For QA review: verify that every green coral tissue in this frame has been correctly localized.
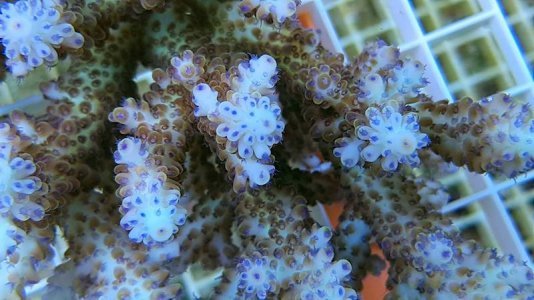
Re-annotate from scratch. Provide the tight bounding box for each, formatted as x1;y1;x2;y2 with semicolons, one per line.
0;0;532;299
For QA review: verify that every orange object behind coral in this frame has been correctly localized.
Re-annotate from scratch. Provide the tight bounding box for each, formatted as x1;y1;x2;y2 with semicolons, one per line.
298;11;389;300
297;11;315;29
323;202;389;300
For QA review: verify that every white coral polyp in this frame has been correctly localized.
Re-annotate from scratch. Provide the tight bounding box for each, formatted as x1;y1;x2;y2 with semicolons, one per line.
0;217;25;260
215;94;284;160
113;137;149;167
192;55;284;188
387;59;426;98
0;0;84;77
289;259;356;300
114;138;188;244
290;152;332;173
357;59;426;105
242;158;274;186
357;106;429;171
169;49;204;87
358;73;386;104
413;231;456;272
237;253;276;299
358;40;399;74
0;147;44;222
233;54;278;96
333;137;364;168
478;93;534;177
120;188;187;244
192;83;219;117
239;0;301;24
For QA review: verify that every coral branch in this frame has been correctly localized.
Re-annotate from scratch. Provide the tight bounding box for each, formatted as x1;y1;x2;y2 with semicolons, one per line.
341;170;534;298
0;0;532;298
414;93;534;177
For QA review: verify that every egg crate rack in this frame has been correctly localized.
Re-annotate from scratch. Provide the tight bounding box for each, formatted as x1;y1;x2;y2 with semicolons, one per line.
301;0;534;265
1;0;533;299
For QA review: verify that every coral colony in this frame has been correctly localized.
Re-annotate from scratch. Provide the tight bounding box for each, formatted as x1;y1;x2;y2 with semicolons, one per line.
0;0;533;299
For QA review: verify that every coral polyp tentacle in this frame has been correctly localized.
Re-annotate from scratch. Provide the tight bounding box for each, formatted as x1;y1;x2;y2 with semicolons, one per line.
0;0;531;299
0;0;84;76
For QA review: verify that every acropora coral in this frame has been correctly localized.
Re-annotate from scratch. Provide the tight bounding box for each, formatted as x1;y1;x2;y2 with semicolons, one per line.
0;0;533;299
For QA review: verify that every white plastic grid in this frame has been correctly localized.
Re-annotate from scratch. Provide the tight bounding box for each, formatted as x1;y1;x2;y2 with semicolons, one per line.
301;0;534;266
1;1;533;297
501;0;534;69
